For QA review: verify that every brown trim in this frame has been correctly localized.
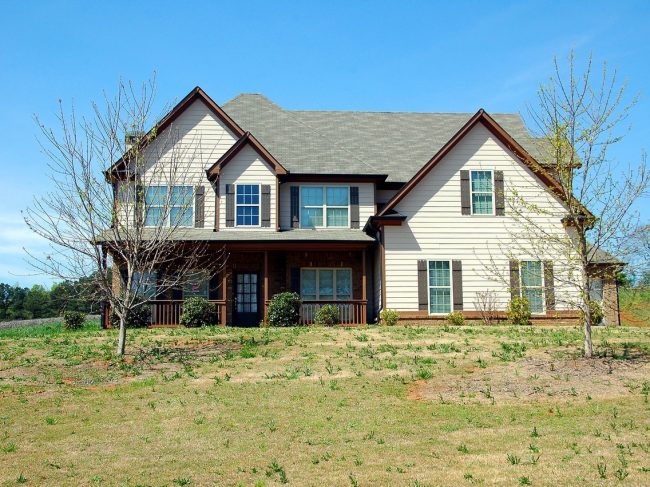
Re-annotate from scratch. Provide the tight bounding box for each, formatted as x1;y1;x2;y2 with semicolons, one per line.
378;109;592;219
362;250;367;302
369;215;406;228
205;132;287;179
263;250;269;322
106;86;245;180
280;173;388;183
217;241;374;252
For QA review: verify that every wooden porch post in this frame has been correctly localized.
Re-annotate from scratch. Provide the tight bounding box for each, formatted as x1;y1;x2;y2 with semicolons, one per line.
221;271;227;326
362;249;367;325
263;250;269;323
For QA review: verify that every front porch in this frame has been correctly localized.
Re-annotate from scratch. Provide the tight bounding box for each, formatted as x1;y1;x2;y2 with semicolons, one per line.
122;243;374;327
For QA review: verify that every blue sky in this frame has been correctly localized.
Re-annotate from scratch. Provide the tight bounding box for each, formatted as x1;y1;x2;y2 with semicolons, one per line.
0;0;648;287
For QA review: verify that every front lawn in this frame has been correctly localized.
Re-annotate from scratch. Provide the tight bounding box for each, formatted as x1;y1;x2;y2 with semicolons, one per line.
1;323;649;486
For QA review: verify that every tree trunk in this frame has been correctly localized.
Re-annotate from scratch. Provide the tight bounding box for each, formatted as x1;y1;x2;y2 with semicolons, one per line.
117;316;127;356
583;312;593;358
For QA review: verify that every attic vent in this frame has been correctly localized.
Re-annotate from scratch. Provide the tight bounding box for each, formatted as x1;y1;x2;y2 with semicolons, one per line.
125;131;145;150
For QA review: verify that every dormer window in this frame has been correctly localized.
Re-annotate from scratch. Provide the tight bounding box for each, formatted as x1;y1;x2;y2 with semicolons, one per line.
470;170;494;215
236;184;260;226
300;186;349;228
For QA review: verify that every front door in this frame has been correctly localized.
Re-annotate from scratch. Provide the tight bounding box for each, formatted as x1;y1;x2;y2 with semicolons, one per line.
233;273;260;326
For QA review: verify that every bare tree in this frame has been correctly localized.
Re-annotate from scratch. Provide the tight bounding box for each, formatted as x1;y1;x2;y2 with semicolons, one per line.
485;53;648;358
24;78;226;355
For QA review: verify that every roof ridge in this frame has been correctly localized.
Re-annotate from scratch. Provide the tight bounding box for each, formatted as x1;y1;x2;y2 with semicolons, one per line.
289;108;522;116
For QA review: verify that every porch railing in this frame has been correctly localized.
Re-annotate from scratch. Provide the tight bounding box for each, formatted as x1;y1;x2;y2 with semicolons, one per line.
299;300;367;325
149;300;226;326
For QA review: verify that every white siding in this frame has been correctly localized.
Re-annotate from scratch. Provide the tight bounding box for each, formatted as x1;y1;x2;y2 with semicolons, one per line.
218;145;277;230
278;182;375;230
384;123;580;313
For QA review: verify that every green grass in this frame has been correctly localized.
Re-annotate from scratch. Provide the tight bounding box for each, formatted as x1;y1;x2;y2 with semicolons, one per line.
1;324;649;486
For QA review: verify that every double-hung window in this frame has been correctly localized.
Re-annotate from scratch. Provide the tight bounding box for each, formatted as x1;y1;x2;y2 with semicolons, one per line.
145;186;193;227
300;186;349;228
132;271;157;298
520;261;544;313
470;170;494;215
428;261;451;314
300;268;352;301
236;184;260;226
183;271;209;298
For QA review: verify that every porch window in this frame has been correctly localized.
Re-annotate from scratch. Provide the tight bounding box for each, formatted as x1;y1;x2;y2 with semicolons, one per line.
300;268;352;301
144;186;193;227
183;271;209;298
132;271;157;298
589;278;604;303
470;170;494;215
300;186;349;228
428;261;451;314
520;261;544;313
236;184;260;226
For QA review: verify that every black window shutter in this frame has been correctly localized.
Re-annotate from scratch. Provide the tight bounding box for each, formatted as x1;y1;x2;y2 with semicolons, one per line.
543;260;555;311
261;184;271;227
452;260;463;311
194;185;205;228
135;184;144;224
225;184;235;227
350;186;360;229
494;170;505;216
460;170;470;215
417;260;428;311
290;186;299;228
290;268;301;293
509;260;520;299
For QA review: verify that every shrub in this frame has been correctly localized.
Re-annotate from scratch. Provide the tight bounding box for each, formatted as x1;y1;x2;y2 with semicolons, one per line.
507;297;532;326
314;304;340;326
180;297;217;327
583;300;604;325
110;304;151;328
446;311;465;326
380;309;399;326
267;292;302;327
62;311;86;330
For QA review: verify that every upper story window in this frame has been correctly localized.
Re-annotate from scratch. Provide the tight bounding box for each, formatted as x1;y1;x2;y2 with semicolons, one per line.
145;186;193;227
470;170;494;215
236;184;260;226
428;260;451;314
300;186;349;228
520;260;544;313
301;268;352;301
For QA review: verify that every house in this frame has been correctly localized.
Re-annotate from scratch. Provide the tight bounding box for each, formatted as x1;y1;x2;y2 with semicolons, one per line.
104;87;621;327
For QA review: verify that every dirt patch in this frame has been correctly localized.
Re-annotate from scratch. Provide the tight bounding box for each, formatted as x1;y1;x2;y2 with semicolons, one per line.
409;350;650;404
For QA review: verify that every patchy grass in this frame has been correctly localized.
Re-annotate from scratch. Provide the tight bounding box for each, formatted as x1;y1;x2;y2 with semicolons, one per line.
1;324;650;486
621;287;650;326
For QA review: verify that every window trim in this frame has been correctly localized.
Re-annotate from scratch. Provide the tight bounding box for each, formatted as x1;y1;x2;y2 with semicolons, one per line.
519;260;545;314
299;185;351;229
469;169;495;216
426;259;453;315
300;267;353;301
234;183;261;228
144;185;195;228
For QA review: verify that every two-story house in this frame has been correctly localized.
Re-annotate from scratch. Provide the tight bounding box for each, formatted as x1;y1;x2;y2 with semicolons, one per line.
105;87;621;327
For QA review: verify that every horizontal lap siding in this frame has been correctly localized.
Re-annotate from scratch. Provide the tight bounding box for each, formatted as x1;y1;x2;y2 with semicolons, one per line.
219;145;277;230
278;182;375;230
384;124;580;312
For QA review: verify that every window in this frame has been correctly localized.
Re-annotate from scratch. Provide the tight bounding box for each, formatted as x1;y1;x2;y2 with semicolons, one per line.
132;271;157;298
144;186;193;227
589;278;604;303
470;170;494;215
236;184;260;226
520;261;544;313
428;261;451;314
300;186;349;228
300;268;352;301
183;271;209;298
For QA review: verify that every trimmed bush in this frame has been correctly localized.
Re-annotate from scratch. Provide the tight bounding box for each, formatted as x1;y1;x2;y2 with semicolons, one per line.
507;297;532;326
62;311;86;330
110;305;151;328
267;292;302;327
314;304;340;326
380;309;399;326
584;300;604;325
446;311;465;326
180;297;217;327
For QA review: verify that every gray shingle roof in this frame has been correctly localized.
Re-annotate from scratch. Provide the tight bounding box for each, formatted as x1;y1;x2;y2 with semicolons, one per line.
222;94;543;183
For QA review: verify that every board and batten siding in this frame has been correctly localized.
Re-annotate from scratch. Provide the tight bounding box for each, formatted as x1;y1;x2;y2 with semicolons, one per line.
218;145;277;230
117;99;239;226
278;182;375;230
383;123;581;313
